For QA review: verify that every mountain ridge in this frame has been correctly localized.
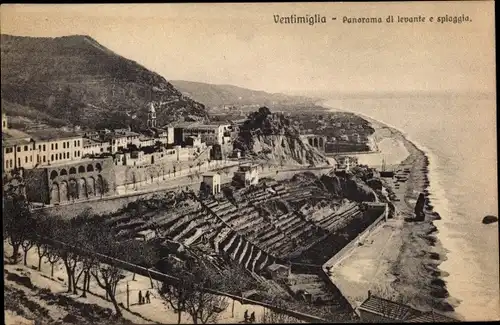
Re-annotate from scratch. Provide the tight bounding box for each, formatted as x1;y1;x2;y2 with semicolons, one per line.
1;34;209;130
170;79;319;109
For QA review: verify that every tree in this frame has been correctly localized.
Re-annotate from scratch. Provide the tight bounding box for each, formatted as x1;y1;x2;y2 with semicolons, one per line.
90;231;128;317
183;262;229;324
21;238;35;266
159;261;192;324
96;177;110;198
46;247;61;277
3;173;34;264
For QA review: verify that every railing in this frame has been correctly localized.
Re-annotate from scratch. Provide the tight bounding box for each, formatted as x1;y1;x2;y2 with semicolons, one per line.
37;235;331;323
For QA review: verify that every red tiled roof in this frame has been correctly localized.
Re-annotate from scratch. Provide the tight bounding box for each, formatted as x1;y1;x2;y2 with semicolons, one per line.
406;311;460;323
358;295;422;321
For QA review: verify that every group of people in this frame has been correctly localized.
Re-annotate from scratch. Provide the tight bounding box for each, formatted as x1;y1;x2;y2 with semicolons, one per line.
243;310;256;323
138;290;151;305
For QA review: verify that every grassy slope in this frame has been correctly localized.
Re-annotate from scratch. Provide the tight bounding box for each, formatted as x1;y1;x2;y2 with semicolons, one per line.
1;34;208;130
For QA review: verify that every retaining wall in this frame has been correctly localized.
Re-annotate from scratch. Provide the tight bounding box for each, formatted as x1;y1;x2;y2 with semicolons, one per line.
323;204;388;269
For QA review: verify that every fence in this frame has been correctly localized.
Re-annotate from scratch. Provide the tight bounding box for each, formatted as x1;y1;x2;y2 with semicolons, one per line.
38;236;331;323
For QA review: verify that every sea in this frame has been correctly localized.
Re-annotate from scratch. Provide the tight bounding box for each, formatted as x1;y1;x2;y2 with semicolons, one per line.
322;93;499;321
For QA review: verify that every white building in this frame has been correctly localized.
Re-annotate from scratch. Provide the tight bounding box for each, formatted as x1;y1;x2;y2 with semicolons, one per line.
202;172;221;195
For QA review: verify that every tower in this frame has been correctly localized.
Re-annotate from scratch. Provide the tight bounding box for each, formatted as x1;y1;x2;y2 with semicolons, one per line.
147;102;157;128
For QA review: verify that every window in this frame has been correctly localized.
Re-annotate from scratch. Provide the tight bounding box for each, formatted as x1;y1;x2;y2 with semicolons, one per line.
51;144;54;150
74;140;77;146
43;144;46;151
67;141;70;147
10;159;13;168
5;147;13;154
51;154;54;161
67;152;70;159
37;155;40;163
77;140;80;146
30;156;32;162
55;143;58;150
17;158;20;166
59;153;62;159
24;145;28;151
25;156;28;163
43;156;46;163
39;145;41;151
63;142;66;149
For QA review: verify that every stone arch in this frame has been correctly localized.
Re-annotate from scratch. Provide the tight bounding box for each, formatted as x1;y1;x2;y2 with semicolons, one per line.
78;178;87;199
313;138;319;148
69;167;76;175
87;164;94;172
95;163;102;172
308;138;313;146
51;182;60;204
50;170;58;180
318;137;324;148
59;181;68;202
87;176;96;197
60;169;68;176
78;166;85;173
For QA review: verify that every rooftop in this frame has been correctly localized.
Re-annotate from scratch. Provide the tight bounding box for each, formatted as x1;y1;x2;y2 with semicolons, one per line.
202;172;220;177
358;295;422;321
2;128;31;140
406;311;459;323
26;128;84;141
2;136;32;147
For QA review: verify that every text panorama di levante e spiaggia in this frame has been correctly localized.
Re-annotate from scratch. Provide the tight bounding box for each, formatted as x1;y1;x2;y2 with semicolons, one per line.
272;14;472;26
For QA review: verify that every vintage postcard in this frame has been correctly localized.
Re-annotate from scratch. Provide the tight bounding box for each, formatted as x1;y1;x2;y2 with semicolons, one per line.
1;2;497;324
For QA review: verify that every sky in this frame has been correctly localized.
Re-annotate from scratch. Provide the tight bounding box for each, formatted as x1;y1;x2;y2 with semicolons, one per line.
0;2;495;95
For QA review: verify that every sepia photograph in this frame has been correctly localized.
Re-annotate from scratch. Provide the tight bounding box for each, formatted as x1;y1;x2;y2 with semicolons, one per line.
1;2;497;324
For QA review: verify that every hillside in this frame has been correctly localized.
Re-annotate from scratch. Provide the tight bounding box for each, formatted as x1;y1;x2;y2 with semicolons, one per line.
233;106;330;166
0;34;208;130
170;80;318;110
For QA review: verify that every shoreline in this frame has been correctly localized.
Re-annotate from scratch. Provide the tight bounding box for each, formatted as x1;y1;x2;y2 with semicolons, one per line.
323;109;458;317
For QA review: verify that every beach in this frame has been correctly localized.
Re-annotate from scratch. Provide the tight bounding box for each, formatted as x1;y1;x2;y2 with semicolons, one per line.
328;115;457;317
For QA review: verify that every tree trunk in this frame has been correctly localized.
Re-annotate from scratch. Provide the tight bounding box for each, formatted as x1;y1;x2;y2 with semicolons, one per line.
51;264;55;277
177;310;182;324
108;288;122;317
23;250;28;266
38;252;43;271
81;274;87;298
11;242;20;264
86;273;91;291
72;271;79;294
64;263;73;293
132;273;136;281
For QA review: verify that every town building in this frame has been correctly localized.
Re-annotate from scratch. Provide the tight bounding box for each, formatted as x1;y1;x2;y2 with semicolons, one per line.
24;157;115;205
173;122;231;146
233;163;259;187
357;292;422;322
147;102;157;128
335;156;359;171
357;291;459;323
28;129;84;167
266;263;290;280
202;172;221;195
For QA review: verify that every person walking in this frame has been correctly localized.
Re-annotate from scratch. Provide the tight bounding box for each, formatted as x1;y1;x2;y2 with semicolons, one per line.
244;310;249;323
138;290;143;305
145;290;151;304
